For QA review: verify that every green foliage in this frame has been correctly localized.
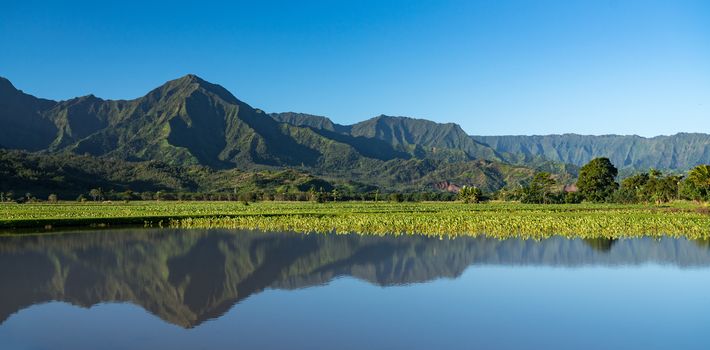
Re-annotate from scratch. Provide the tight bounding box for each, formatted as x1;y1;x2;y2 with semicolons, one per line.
644;171;680;203
89;188;103;201
4;202;710;239
519;172;558;204
564;191;584;204
457;185;483;204
577;158;619;202
681;165;710;201
615;170;680;204
389;193;404;202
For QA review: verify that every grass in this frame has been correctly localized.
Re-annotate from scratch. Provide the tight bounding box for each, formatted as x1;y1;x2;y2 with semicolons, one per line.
1;201;709;239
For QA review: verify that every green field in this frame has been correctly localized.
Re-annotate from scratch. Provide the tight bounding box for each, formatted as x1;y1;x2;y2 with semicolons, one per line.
2;201;709;239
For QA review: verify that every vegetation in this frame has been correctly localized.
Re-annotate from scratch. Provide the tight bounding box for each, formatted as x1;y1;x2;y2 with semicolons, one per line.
615;170;681;204
3;75;710;240
457;186;483;203
682;165;710;201
577;158;619;202
518;172;558;204
0;149;543;201
2;201;709;238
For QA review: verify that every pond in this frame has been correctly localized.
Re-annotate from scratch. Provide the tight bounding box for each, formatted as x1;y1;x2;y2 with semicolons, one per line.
1;228;709;349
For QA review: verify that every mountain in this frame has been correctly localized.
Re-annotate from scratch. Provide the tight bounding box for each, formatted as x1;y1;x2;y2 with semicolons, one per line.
271;112;349;133
473;133;710;172
0;75;552;193
0;75;392;169
3;74;709;185
0;77;58;150
271;112;503;161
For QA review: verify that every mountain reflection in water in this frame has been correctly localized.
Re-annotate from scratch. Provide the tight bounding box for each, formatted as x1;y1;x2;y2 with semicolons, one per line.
1;229;709;328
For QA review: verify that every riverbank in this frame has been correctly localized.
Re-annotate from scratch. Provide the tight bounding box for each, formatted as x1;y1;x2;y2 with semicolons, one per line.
1;201;709;238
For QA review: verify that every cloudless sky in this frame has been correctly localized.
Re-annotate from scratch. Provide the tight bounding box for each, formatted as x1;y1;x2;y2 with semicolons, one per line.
1;0;709;136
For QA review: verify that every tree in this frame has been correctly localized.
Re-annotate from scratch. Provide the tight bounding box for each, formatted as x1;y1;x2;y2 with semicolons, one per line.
615;173;650;203
331;188;339;202
316;187;327;203
389;193;404;202
520;172;557;204
140;191;154;201
615;170;679;204
577;158;618;202
458;185;483;204
89;188;103;201
564;191;584;204
308;186;317;202
643;170;680;204
682;165;710;201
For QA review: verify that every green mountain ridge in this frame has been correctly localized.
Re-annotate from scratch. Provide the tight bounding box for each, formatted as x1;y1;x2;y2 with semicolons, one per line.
6;74;704;197
271;112;503;162
0;75;559;194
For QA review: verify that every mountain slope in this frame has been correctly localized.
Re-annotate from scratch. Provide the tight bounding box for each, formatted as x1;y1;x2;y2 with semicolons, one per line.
473;133;710;171
270;112;349;133
60;75;329;168
0;75;410;170
0;75;569;193
349;115;502;161
271;112;504;161
0;77;58;150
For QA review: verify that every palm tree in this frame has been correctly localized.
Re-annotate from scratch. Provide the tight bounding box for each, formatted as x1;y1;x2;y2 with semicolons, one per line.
89;188;103;201
685;165;710;201
688;165;710;187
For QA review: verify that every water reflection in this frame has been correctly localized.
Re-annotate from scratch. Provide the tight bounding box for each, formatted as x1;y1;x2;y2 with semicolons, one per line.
1;229;709;328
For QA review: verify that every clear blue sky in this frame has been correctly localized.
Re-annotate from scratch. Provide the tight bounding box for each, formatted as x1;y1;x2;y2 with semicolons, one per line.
2;0;709;136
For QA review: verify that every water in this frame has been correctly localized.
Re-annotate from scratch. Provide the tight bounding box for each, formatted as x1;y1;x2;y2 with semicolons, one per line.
1;229;710;350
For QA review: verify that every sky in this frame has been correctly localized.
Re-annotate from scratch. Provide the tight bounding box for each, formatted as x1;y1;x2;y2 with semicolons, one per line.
1;0;709;136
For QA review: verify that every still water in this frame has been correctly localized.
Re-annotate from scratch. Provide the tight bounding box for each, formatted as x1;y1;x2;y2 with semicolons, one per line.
1;229;710;350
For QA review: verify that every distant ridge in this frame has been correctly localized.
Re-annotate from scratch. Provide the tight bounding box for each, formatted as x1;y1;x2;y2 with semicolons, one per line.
472;133;710;171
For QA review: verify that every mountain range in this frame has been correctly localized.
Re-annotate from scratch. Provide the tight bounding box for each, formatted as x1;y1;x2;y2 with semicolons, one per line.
1;74;708;195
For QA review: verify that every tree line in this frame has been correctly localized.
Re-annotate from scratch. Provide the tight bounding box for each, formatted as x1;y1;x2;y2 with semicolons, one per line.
496;158;710;204
3;155;709;205
0;187;458;204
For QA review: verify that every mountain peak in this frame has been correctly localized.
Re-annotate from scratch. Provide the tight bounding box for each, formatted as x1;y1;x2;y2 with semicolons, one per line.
176;73;206;84
166;74;210;89
147;74;239;105
0;76;19;95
